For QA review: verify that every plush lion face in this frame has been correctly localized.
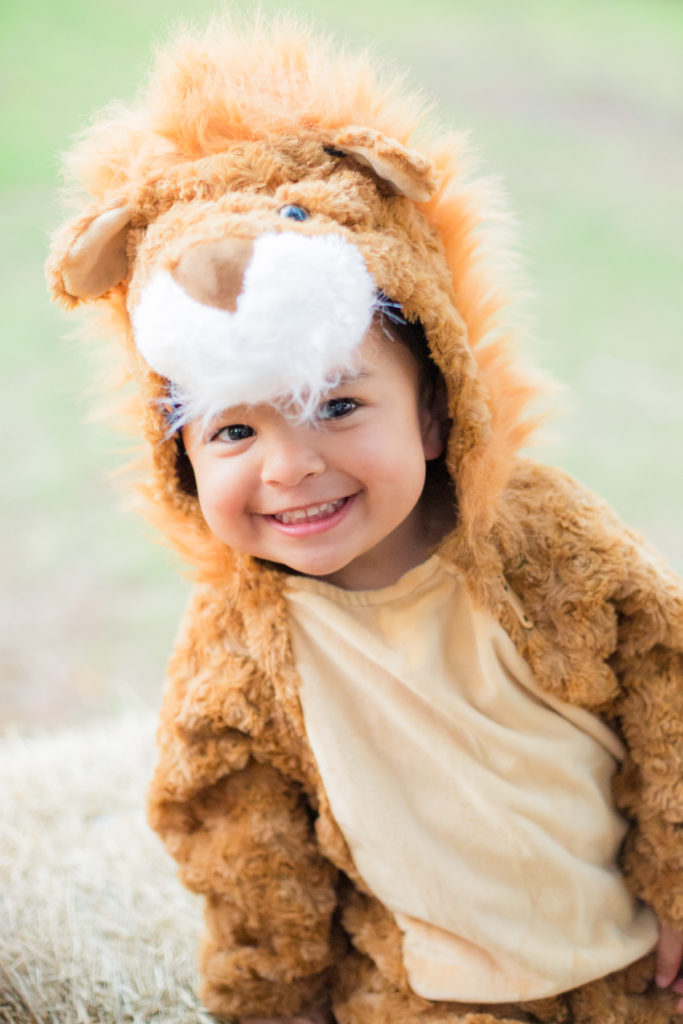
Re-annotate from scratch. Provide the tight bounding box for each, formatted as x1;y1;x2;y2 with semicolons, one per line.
51;130;456;409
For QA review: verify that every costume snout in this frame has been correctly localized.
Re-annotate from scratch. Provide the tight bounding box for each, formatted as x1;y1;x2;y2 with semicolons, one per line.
131;231;377;425
171;237;257;314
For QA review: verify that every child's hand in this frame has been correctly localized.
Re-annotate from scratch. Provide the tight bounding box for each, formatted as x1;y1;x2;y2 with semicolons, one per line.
656;922;683;1012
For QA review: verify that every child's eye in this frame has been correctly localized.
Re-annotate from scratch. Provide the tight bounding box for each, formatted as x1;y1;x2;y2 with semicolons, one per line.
213;424;255;443
317;397;358;421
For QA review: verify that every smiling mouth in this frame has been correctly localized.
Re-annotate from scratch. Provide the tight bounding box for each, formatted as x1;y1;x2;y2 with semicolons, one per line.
270;497;348;525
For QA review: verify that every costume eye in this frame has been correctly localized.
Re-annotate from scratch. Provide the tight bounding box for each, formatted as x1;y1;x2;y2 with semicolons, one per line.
278;204;309;221
317;397;358;421
213;423;255;443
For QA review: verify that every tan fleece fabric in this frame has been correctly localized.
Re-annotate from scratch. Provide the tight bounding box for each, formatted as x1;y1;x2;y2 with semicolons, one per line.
286;557;658;1003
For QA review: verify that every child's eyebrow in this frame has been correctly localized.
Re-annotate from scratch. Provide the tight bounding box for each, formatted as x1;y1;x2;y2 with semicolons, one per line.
332;369;372;388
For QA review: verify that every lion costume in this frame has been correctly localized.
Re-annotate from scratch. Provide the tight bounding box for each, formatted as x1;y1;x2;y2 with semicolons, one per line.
47;18;683;1024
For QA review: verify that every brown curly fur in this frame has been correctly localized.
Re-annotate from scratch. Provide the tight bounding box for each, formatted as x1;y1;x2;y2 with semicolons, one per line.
47;15;683;1024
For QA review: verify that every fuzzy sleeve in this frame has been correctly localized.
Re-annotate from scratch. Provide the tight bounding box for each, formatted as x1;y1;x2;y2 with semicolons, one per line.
609;546;683;930
501;462;683;930
147;587;339;1019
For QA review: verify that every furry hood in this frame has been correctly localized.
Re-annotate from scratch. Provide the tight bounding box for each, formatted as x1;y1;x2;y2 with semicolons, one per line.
47;16;544;585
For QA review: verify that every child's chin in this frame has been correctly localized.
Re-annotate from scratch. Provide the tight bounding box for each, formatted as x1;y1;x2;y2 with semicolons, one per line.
254;551;352;579
285;555;351;579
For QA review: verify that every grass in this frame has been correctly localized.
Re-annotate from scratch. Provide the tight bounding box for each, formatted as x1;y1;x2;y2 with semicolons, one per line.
2;0;682;726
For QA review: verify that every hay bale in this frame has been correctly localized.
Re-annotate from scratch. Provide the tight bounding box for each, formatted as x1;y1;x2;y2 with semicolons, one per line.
0;713;213;1023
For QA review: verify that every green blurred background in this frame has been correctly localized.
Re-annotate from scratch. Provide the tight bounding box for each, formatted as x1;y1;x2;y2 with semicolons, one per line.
2;0;681;728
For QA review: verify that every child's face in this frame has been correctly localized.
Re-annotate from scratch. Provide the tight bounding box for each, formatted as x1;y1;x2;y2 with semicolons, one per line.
181;325;444;589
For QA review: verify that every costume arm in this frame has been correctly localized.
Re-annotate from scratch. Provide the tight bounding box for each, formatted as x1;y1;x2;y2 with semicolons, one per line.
501;462;683;929
148;588;339;1019
609;542;683;930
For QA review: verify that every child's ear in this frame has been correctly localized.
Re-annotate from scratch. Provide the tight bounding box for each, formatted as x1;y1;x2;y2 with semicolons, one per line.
327;128;437;203
420;376;450;461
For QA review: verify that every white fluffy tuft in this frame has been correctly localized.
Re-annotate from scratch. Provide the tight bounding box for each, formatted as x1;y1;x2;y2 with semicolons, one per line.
132;232;376;427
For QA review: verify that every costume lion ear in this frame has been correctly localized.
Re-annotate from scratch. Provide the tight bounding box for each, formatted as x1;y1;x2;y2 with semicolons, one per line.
47;203;136;304
328;127;437;203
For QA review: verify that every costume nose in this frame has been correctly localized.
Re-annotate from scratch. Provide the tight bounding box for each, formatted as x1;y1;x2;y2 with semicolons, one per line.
172;237;255;312
261;435;326;487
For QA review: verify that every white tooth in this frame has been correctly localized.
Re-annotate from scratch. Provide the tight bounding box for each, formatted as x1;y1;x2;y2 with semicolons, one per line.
275;500;342;524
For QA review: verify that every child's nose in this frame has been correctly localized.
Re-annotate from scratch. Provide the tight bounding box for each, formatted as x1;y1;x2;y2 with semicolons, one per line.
261;436;326;487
